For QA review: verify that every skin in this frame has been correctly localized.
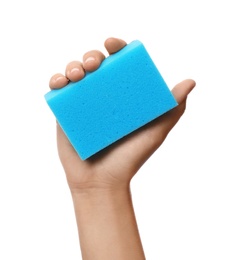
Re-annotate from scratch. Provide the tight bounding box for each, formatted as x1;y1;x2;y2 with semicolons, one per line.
49;37;196;260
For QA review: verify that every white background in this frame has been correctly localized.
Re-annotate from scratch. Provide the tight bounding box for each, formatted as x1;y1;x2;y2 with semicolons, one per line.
0;0;230;259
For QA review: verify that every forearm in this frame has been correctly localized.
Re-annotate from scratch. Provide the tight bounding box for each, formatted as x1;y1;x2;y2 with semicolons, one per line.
71;186;145;260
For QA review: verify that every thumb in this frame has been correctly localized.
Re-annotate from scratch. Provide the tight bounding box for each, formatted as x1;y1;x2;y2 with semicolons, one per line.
171;79;196;104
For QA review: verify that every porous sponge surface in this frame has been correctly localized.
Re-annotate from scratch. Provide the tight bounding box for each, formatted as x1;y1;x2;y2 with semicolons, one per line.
44;40;178;160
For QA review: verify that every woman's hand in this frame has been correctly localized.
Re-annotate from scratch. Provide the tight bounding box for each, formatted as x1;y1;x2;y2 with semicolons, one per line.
49;37;195;193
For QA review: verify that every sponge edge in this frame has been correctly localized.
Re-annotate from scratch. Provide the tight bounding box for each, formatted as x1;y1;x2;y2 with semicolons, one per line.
45;40;178;160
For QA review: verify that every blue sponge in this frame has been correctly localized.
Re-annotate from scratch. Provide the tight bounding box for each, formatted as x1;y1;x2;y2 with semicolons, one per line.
44;40;178;160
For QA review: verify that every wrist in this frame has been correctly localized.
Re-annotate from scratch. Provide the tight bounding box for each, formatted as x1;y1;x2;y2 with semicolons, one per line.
66;169;131;196
70;184;145;259
70;184;134;232
70;182;131;204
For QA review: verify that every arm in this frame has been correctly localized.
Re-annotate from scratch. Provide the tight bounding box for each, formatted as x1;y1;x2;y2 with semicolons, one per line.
49;37;196;259
72;187;144;259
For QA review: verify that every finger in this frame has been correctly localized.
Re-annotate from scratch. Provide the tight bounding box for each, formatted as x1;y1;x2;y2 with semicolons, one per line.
49;73;69;89
147;79;196;142
171;79;196;104
83;50;105;72
104;37;127;55
130;79;196;161
65;61;85;82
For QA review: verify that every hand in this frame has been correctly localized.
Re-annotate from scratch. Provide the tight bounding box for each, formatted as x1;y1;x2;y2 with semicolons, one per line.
49;37;196;193
49;37;196;259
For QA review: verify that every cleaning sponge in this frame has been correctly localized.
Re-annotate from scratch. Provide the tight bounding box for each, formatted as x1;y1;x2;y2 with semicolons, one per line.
44;40;177;160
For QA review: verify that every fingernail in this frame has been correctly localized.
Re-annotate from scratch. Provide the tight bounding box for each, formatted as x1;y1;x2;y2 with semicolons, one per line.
70;67;80;76
54;76;64;83
54;76;69;85
84;56;95;64
50;76;68;89
66;67;80;79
